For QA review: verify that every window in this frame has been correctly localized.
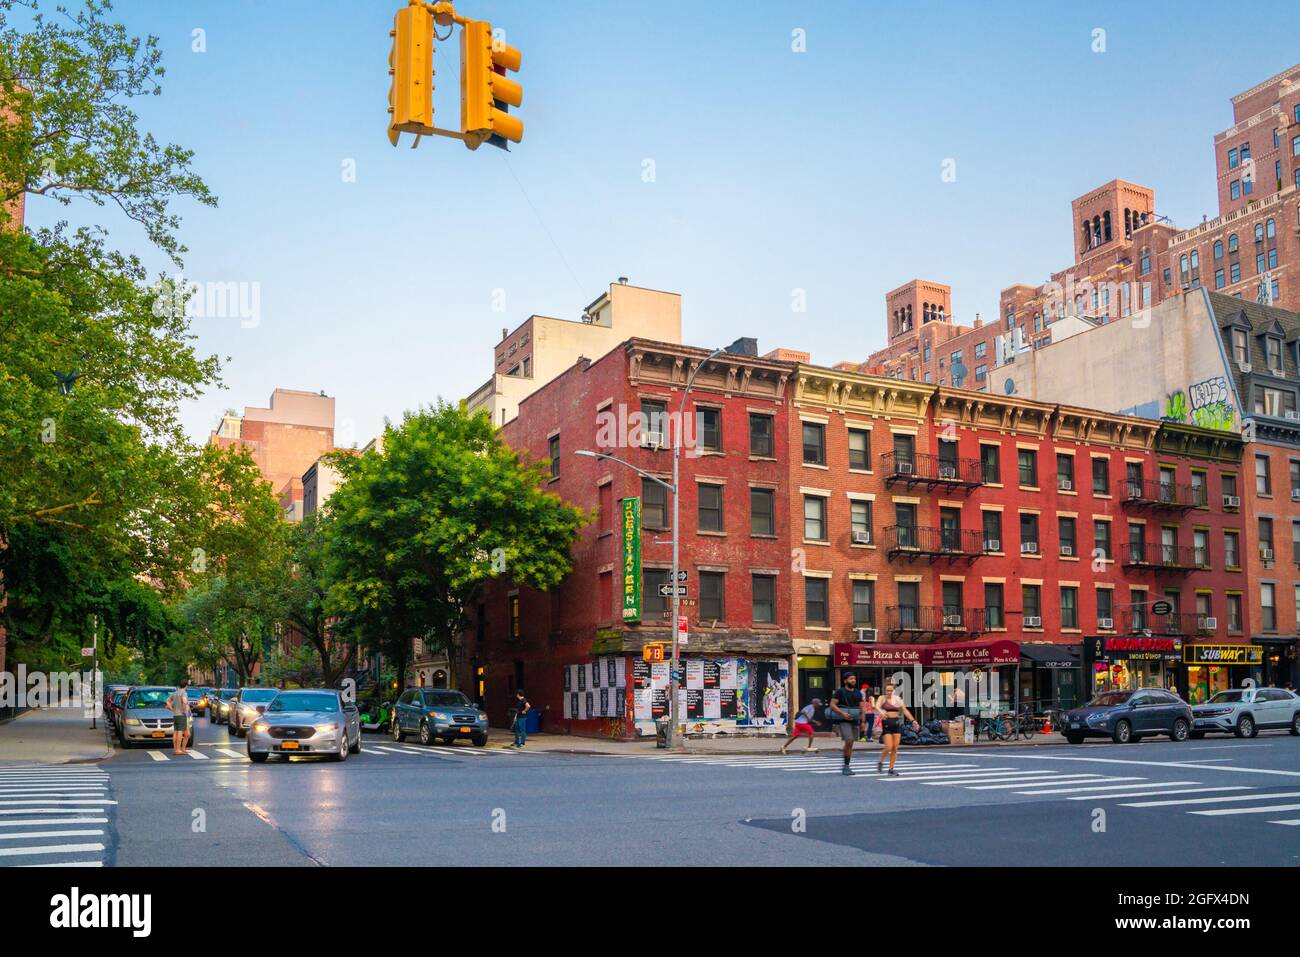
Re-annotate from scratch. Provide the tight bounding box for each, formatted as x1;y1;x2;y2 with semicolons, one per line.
1292;461;1300;499
509;595;520;639
1140;253;1151;275
641;398;667;439
1214;239;1223;260
942;581;963;623
850;500;872;540
1260;517;1274;555
897;581;920;627
803;495;827;541
1294;134;1300;157
980;445;1001;483
697;407;721;452
852;580;874;626
1130;593;1148;631
1228;233;1239;253
984;584;1004;629
1256;454;1272;495
699;571;725;621
698;483;723;533
1058;517;1077;556
1128;523;1145;562
939;506;961;550
644;569;669;616
1267;217;1277;240
1226;594;1242;632
1056;453;1074;490
1231;262;1241;283
1094;520;1111;559
748;413;773;457
599;482;613;533
548;435;560;478
1269;248;1278;270
893;433;915;467
1215;268;1225;289
1019;512;1039;553
752;574;775;624
750;487;775;536
1092;457;1110;495
1022;585;1041;625
1017;448;1038;487
642;481;668;529
1194;528;1210;567
1228;147;1239;169
1096;588;1113;628
1060;587;1078;629
974;341;987;358
1126;461;1144;498
848;429;871;470
1292;520;1300;564
1224;530;1240;568
1262;583;1277;632
802;422;825;465
1230;179;1241;201
804;577;828;627
982;510;1003;551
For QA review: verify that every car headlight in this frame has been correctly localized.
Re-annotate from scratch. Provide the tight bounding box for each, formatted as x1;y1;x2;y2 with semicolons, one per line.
479;712;488;722
253;723;269;733
315;724;339;734
429;711;449;721
242;706;258;715
125;718;141;725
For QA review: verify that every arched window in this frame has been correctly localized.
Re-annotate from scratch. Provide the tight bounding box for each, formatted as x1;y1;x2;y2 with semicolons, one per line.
1214;240;1223;260
1083;222;1092;249
1103;210;1112;242
1267;218;1276;239
1124;208;1132;238
1228;233;1239;252
1093;216;1102;246
937;305;945;321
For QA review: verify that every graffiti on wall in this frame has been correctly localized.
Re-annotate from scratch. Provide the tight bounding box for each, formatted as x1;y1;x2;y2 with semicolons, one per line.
1163;376;1234;431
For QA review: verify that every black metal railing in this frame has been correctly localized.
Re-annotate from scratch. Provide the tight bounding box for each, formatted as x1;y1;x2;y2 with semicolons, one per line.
881;451;983;487
1118;610;1216;636
1121;478;1200;509
1122;541;1197;571
885;605;989;636
883;525;983;559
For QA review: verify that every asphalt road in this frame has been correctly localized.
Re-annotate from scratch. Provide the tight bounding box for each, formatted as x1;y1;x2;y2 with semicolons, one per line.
2;719;1299;867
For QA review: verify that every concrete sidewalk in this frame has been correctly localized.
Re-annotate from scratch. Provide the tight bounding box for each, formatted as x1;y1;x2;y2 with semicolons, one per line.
0;707;113;764
487;727;1069;756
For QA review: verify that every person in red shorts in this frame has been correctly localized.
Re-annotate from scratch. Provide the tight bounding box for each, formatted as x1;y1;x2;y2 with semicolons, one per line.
780;698;821;755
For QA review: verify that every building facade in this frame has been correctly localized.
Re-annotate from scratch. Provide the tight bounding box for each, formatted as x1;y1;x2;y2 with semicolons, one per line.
207;388;336;505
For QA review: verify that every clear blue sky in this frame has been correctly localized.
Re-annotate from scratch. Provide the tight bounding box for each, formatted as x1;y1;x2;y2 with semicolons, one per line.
24;0;1300;446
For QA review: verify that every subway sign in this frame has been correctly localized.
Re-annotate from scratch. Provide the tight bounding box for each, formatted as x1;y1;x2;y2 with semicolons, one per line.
1183;644;1263;665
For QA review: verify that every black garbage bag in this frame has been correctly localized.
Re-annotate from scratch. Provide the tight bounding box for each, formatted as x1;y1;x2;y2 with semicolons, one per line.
924;719;944;735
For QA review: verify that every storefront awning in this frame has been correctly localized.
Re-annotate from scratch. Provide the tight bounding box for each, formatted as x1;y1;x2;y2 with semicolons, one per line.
833;638;1020;669
1019;643;1079;668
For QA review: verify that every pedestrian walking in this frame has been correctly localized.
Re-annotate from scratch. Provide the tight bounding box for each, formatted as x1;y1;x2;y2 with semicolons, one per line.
861;691;880;742
874;681;918;775
829;673;865;775
511;688;530;749
780;698;821;754
166;679;190;756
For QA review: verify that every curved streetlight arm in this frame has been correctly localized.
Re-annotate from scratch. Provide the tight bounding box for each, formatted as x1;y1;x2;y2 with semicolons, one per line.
573;449;675;493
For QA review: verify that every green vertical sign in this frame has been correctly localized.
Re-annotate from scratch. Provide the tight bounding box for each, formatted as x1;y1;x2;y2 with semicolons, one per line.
621;497;642;622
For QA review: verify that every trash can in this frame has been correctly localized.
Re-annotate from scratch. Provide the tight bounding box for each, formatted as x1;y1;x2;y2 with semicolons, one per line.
654;715;671;749
525;707;542;734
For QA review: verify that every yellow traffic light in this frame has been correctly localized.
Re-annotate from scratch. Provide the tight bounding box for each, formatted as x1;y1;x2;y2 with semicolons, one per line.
387;5;435;145
460;19;522;149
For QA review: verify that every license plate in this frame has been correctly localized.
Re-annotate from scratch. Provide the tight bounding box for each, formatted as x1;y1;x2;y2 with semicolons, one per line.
1070;722;1080;729
280;741;299;750
151;731;166;738
460;726;471;733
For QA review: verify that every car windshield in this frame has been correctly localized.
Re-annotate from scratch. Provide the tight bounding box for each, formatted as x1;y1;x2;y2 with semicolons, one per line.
268;692;338;714
220;689;239;699
1086;691;1132;707
241;689;279;702
424;691;471;707
1208;690;1245;703
127;689;172;708
112;692;127;704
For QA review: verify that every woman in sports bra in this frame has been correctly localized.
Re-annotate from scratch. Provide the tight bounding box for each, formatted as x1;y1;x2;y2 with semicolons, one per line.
874;681;919;776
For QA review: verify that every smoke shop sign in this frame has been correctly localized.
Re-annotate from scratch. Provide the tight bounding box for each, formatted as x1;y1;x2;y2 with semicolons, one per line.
834;639;1020;669
1183;644;1263;665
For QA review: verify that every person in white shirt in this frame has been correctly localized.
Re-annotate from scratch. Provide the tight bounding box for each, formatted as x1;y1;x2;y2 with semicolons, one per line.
780;699;821;755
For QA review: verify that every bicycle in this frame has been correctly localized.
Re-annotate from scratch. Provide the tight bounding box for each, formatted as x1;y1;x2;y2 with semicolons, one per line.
1014;707;1038;740
977;713;1015;741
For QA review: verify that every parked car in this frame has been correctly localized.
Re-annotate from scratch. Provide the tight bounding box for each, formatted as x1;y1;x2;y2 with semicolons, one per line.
102;684;130;718
357;695;392;733
1061;688;1193;744
246;689;361;763
390;688;488;747
227;687;280;738
209;688;239;724
1191;687;1300;738
117;686;181;748
106;688;129;732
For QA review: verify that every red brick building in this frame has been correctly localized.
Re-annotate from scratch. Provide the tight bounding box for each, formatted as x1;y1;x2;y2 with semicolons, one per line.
462;339;797;736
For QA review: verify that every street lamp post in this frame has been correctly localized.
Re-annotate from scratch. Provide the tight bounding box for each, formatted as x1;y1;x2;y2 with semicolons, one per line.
577;341;735;750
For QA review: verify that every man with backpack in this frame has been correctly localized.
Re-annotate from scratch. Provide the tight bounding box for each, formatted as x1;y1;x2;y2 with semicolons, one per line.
829;673;866;775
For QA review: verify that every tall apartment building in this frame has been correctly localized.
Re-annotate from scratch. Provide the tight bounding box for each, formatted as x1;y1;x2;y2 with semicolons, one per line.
465;279;682;428
207;388;336;506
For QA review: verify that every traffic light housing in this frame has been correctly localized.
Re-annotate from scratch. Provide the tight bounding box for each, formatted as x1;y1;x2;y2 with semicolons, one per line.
460;19;522;149
387;5;435;145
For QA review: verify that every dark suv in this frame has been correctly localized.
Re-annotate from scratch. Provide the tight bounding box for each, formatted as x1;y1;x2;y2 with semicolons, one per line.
1061;688;1193;744
391;688;488;747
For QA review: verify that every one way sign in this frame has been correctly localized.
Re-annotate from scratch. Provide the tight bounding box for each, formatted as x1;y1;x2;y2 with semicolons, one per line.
657;584;688;597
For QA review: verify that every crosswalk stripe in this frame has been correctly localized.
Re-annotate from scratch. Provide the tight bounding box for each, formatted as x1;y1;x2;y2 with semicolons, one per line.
21;860;104;867
1067;786;1254;801
965;776;1144;791
0;818;107;827
367;746;401;754
0;842;104;858
0;799;117;806
147;751;168;762
919;772;1093;785
0;778;107;784
215;749;243;758
0;829;104;841
1119;790;1300;808
1268;819;1300;825
186;750;209;760
1011;780;1201;796
0;790;107;797
1190;803;1300;817
0;807;112;815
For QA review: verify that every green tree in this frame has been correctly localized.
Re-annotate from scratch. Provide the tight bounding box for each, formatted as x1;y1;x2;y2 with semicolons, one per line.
274;511;354;687
325;404;590;688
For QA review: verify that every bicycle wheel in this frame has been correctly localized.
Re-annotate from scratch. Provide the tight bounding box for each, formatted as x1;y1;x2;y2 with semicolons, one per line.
994;716;1015;741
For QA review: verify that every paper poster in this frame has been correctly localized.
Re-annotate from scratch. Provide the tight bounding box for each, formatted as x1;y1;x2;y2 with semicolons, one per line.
719;659;739;690
685;660;704;690
703;688;721;719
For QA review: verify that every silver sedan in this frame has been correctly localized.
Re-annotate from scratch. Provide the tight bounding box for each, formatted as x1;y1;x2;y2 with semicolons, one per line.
246;689;361;763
